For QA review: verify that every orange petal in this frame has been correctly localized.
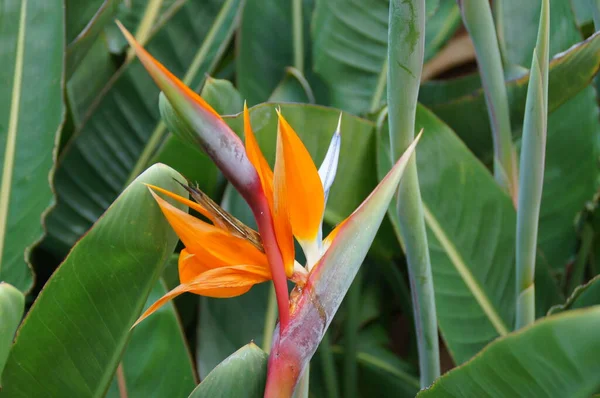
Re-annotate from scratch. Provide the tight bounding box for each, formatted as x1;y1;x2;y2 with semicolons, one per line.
245;104;295;277
178;248;211;283
147;184;218;225
116;21;221;121
149;189;267;267
276;111;325;242
244;103;274;206
273;121;296;277
133;265;271;328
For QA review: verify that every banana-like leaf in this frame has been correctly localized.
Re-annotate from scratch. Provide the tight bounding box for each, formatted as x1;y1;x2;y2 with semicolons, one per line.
104;0;181;55
312;0;460;114
418;306;600;398
65;0;120;77
570;0;595;29
105;280;196;398
189;343;268;398
0;283;24;385
44;0;241;257
236;0;314;105
499;0;582;68
0;0;64;292
0;164;186;397
323;347;419;398
66;36;117;129
269;68;316;104
549;275;600;315
377;105;562;364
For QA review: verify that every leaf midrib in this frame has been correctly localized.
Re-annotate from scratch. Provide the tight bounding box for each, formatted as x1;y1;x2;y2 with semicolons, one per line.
422;203;510;336
0;0;28;272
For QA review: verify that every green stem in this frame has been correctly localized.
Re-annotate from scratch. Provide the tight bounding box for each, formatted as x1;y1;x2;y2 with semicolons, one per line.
567;223;594;294
387;0;440;388
319;332;340;398
369;59;388;113
459;0;518;206
515;0;549;330
292;364;310;398
292;0;304;72
262;285;278;352
492;0;508;65
343;271;361;398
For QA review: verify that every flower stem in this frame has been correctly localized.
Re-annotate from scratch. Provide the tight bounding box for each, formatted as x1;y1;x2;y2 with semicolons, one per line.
262;285;278;352
387;0;440;387
515;0;549;330
567;223;594;295
369;58;388;113
459;0;519;205
252;195;290;330
292;0;304;72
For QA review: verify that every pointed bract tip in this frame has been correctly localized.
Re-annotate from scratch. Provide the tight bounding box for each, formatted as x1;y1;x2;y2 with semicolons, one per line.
413;129;424;148
116;19;222;121
336;113;343;135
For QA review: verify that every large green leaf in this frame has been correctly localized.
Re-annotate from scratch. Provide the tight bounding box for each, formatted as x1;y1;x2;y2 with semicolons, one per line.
66;35;118;128
103;0;180;55
499;0;581;68
418;306;600;397
65;0;120;77
236;0;314;105
570;0;595;31
549;275;600;315
105;280;196;398
0;164;185;397
269;67;316;104
190;344;267;398
327;346;419;398
377;105;562;364
0;283;24;385
0;0;64;292
197;275;269;377
312;0;460;114
44;0;241;257
537;88;599;271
